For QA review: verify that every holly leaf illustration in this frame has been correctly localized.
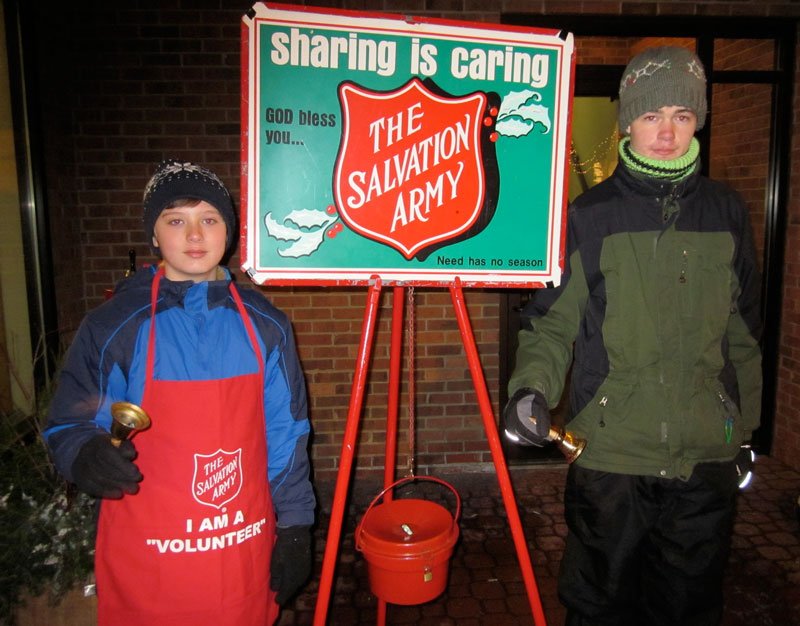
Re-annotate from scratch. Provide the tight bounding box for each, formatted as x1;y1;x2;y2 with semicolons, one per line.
264;209;338;258
496;89;551;137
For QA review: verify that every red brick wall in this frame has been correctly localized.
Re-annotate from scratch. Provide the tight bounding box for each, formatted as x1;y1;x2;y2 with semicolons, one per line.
711;83;772;261
276;287;499;478
30;1;800;478
708;37;777;266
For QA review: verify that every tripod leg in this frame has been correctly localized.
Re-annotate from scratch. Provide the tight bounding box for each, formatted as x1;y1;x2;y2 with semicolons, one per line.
313;277;383;626
450;278;548;626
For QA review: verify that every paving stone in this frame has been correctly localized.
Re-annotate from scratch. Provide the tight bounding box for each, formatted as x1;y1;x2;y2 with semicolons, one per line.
470;580;507;600
756;544;793;560
444;596;482;618
462;552;496;568
535;534;566;552
388;605;421;623
417;618;455;626
765;531;799;546
480;597;507;613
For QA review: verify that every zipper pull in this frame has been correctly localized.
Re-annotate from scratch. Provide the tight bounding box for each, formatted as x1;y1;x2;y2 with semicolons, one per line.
679;250;688;283
598;395;608;427
719;392;734;443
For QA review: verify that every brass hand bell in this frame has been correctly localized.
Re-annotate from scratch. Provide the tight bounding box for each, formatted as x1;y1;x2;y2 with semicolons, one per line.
529;417;587;464
110;402;151;446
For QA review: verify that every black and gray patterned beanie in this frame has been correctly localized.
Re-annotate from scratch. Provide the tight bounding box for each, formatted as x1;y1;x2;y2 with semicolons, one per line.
618;46;707;134
142;160;236;253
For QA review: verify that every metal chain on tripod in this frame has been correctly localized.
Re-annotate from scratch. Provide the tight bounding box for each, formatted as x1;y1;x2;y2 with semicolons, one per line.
406;286;416;477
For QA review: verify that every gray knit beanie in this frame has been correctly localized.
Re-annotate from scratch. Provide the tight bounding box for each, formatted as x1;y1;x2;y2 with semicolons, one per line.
143;160;236;254
618;46;707;134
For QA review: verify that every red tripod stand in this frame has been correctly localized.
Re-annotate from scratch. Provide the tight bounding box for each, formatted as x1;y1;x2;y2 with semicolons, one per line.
312;277;547;626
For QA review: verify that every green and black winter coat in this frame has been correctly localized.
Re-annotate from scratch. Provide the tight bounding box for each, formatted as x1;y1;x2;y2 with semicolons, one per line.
509;159;762;480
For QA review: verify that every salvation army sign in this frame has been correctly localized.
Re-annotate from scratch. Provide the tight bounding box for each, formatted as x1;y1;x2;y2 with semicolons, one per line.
241;4;574;287
335;78;500;261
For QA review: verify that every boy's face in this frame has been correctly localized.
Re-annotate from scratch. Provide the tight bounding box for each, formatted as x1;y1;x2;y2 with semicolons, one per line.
626;105;697;161
152;200;227;283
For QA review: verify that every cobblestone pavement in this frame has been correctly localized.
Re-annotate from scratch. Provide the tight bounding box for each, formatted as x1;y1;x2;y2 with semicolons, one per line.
278;454;800;626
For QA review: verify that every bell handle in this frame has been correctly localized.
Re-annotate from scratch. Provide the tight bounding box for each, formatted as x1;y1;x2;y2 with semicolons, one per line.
527;416;587;463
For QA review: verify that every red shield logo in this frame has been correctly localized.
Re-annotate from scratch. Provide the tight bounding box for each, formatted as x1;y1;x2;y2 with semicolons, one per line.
192;448;242;509
334;78;498;260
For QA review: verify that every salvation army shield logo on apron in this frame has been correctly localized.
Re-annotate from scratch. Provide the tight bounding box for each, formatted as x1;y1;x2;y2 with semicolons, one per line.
333;77;500;261
192;449;243;509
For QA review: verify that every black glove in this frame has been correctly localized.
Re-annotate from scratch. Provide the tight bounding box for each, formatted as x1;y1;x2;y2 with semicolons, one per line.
270;525;312;605
503;388;551;447
735;443;755;489
70;433;143;498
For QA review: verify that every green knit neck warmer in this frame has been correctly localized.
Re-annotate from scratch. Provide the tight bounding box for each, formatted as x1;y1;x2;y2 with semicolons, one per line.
618;136;700;181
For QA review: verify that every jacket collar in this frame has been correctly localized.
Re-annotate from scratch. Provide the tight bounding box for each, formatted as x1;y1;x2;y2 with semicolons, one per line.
615;158;701;199
119;264;233;308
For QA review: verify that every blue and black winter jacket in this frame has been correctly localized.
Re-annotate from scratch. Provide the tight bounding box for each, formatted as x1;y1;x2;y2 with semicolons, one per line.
44;265;315;527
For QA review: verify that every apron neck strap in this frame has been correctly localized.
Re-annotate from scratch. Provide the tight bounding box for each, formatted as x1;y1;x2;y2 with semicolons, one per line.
146;266;165;383
228;282;264;371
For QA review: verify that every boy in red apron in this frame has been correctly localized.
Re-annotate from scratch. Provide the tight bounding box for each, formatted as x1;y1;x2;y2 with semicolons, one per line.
45;160;315;625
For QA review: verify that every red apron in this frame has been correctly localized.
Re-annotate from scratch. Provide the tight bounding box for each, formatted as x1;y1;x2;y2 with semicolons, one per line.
95;268;279;625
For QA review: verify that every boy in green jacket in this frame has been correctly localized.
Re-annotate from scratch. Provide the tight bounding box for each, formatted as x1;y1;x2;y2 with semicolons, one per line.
505;46;761;625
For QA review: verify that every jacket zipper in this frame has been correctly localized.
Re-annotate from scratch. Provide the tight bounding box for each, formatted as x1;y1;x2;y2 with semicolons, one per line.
662;185;680;223
598;395;608;427
679;249;688;283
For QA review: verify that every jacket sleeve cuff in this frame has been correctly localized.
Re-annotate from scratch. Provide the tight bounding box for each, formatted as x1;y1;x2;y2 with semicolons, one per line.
276;509;315;528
